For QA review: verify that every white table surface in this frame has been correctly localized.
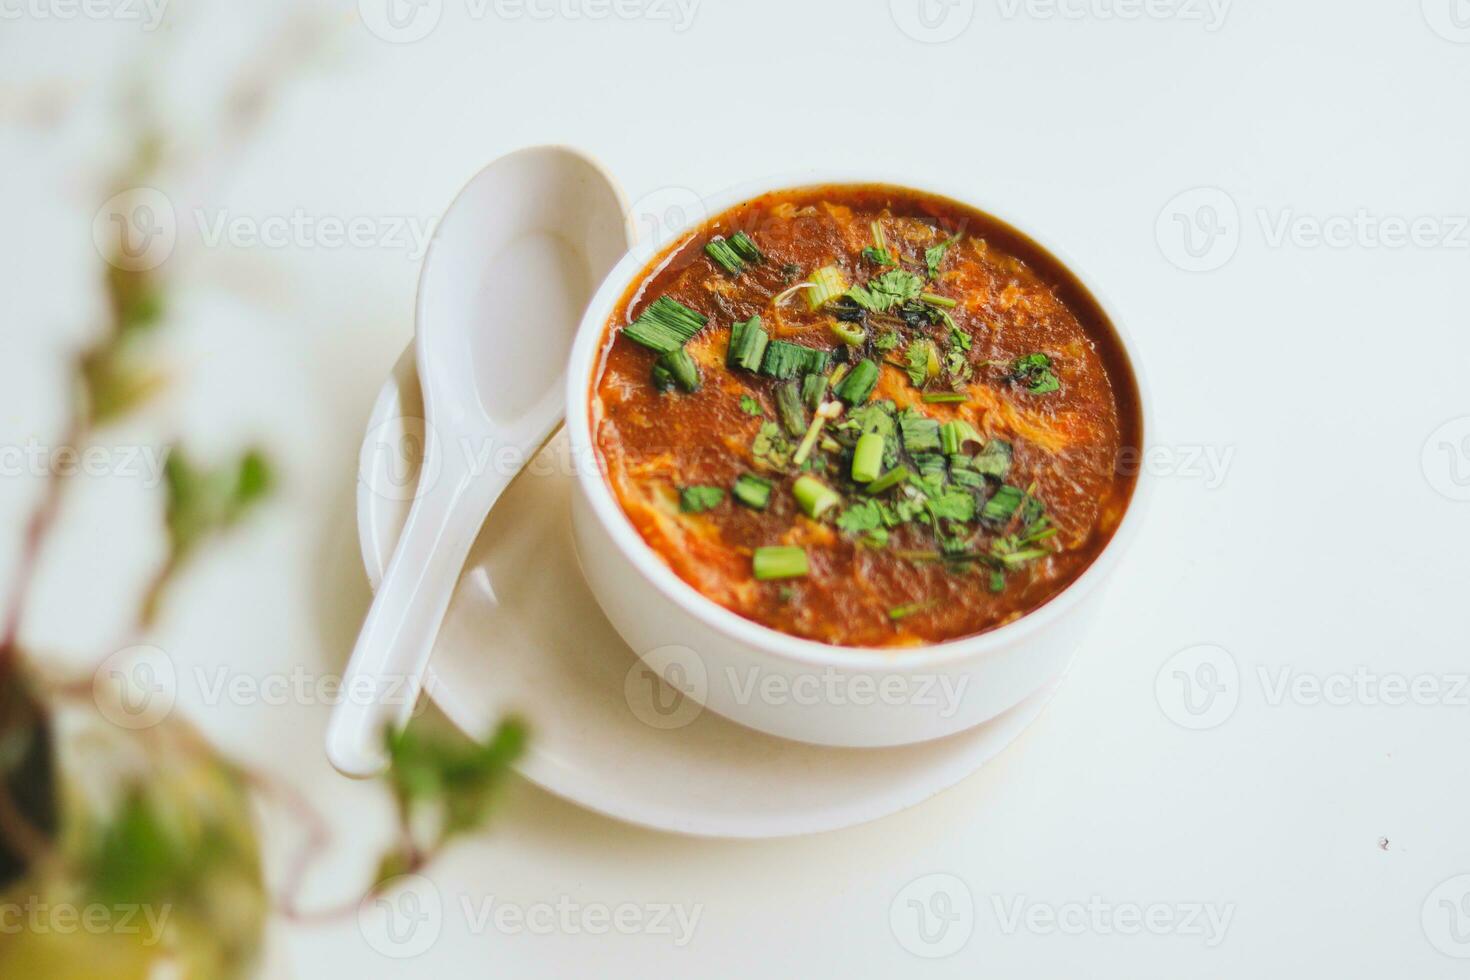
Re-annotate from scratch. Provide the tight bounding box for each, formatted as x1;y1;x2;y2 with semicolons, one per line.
3;1;1468;975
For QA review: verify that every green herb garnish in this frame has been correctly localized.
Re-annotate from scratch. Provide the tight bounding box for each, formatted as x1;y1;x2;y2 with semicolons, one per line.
862;220;898;267
905;339;939;387
739;394;764;416
927;490;975;522
981;484;1025;523
899;410;941;453
972;439;1012;478
679;485;724;513
623;296;707;354
925;232;962;278
847;268;924;314
1010;353;1060;394
751;422;792;470
733;472;774;509
874;329;899;352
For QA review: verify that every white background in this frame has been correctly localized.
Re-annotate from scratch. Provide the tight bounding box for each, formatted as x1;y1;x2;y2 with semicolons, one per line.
3;0;1469;975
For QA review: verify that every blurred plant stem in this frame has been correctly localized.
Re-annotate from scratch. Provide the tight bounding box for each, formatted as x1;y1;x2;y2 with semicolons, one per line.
0;13;527;977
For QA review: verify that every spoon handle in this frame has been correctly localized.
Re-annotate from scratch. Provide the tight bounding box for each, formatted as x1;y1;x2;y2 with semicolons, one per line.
327;434;507;777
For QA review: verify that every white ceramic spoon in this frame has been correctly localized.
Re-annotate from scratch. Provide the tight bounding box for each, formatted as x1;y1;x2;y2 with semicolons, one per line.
327;146;628;778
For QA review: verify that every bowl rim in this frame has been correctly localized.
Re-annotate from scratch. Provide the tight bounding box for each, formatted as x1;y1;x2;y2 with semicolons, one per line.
565;171;1154;670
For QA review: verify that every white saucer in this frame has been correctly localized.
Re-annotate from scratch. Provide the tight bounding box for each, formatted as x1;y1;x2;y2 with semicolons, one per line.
355;351;1065;838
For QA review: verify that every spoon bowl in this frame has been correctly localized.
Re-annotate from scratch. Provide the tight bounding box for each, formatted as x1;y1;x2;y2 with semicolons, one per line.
327;146;628;778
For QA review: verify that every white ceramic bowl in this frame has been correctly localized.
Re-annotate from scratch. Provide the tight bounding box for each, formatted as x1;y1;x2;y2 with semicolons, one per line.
565;174;1152;748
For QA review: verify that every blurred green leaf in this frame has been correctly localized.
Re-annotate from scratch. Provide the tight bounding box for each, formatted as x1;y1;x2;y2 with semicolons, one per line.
384;715;527;848
164;448;274;563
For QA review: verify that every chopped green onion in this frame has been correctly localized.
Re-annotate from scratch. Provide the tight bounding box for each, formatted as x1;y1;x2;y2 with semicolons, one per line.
656;348;701;392
900;412;941;453
651;361;674;392
792;400;843;467
829;362;850;387
623;296;707;354
922;390;967;404
729;231;763;265
940;420;982;454
774;381;807;437
862;221;898;266
727;315;769;372
793;474;841;520
863;465;911;495
760;340;830;380
972;440;1013;478
830;320;867;346
739;394;763;416
753;546;808;581
852;432;885;483
988;569;1006;592
981;484;1025;523
806;266;848;311
704;236;745;276
833;359;880;405
888;600;935;621
733;473;773;510
801;372;829;411
820;436;841;453
679;486;724;513
920;292;958;308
